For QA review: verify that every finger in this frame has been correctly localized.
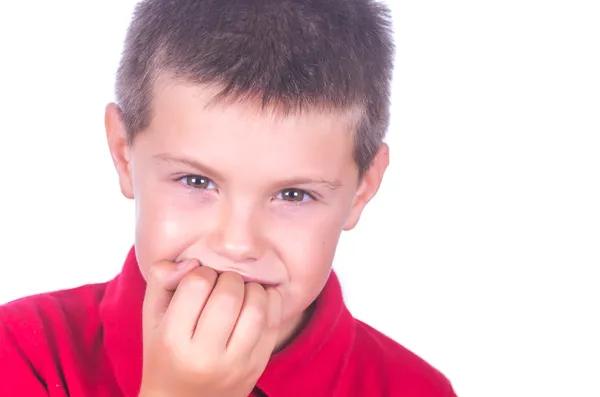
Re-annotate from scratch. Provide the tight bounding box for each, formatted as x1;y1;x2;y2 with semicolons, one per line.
225;282;268;357
192;271;245;352
249;287;283;363
142;259;200;333
162;266;219;340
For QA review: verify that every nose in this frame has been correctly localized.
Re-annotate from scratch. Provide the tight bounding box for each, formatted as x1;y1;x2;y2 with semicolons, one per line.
206;198;265;263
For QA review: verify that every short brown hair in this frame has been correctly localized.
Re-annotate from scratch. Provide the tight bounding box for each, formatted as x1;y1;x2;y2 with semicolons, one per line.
115;0;395;176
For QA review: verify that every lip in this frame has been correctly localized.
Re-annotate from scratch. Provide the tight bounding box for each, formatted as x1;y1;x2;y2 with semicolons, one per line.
212;269;277;286
239;276;277;286
186;259;278;286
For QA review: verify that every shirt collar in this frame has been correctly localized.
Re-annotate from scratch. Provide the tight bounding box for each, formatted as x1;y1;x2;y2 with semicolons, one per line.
100;246;355;397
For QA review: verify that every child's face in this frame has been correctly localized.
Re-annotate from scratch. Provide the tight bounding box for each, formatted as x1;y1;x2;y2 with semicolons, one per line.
106;76;388;342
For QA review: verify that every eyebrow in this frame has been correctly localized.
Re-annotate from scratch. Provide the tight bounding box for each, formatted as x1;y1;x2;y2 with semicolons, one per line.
280;177;343;190
154;153;225;180
153;153;343;190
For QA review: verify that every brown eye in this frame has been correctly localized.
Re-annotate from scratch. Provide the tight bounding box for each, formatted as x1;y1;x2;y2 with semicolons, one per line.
182;175;214;189
279;189;309;202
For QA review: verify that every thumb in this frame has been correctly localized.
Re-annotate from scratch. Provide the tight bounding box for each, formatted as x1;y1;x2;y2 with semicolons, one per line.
142;259;199;333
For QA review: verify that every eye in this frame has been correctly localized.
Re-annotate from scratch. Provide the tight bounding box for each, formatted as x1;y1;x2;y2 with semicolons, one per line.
180;175;216;190
275;188;313;202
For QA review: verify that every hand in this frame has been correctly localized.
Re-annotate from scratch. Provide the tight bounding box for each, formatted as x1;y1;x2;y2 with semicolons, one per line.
138;259;283;397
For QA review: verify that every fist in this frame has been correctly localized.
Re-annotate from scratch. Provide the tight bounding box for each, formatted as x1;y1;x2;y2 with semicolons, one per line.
138;259;283;397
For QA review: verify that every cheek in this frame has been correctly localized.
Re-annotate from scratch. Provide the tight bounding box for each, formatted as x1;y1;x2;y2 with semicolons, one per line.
281;219;341;268
277;222;342;325
134;182;215;275
275;206;345;298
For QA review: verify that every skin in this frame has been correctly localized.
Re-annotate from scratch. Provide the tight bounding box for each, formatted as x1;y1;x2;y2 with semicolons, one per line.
105;75;389;396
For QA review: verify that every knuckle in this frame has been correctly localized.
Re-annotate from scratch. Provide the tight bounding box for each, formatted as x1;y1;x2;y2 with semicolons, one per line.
217;288;244;308
214;272;245;301
180;270;214;290
146;261;169;283
243;299;267;325
157;327;178;351
189;353;219;375
245;282;267;305
219;271;244;285
245;281;267;296
196;265;218;279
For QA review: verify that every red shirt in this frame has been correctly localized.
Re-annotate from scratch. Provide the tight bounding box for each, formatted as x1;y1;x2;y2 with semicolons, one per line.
0;247;456;396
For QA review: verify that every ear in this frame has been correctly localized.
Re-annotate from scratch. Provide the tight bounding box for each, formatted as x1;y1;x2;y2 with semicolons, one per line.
343;143;390;231
105;103;134;199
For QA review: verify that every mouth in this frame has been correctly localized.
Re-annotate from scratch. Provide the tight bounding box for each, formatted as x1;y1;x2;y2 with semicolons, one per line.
180;258;278;287
212;269;276;287
240;276;276;286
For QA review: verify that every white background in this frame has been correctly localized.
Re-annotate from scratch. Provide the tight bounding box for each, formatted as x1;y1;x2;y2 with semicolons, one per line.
0;1;599;396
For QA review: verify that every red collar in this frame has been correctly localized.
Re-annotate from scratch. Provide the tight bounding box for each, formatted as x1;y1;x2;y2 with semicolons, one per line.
99;247;356;397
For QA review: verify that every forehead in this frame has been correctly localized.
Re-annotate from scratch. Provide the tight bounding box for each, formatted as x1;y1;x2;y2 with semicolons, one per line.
148;75;361;133
139;77;359;178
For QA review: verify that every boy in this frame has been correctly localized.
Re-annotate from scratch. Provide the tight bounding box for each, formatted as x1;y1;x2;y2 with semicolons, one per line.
0;0;457;396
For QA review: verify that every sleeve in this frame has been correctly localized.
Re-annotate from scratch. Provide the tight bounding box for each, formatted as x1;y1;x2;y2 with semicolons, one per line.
445;382;459;397
0;316;50;396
